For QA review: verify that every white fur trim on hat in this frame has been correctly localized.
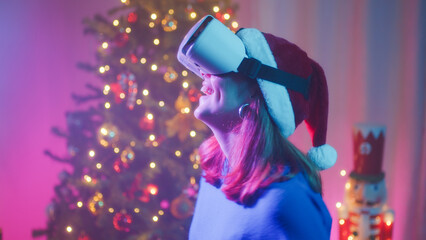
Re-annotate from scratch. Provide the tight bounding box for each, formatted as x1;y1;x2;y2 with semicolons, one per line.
307;144;337;170
236;29;295;137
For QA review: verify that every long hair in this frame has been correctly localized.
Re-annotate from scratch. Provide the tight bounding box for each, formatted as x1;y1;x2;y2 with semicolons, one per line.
198;86;322;204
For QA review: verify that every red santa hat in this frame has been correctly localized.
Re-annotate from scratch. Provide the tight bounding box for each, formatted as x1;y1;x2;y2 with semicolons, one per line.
236;29;337;170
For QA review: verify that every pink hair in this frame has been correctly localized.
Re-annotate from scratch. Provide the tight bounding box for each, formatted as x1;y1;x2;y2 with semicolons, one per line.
198;87;322;204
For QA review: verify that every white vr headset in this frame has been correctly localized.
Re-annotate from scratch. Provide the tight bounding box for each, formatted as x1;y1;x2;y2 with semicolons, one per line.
177;15;311;99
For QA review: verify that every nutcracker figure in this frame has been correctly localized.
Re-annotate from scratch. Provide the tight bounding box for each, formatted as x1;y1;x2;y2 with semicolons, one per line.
338;124;394;240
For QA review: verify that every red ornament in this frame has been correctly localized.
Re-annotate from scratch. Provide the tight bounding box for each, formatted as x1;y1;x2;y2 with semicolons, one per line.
188;88;201;102
109;83;124;103
113;212;132;232
114;33;129;47
170;194;194;219
113;159;129;173
129;54;138;64
128;12;138;23
78;232;90;240
139;116;154;130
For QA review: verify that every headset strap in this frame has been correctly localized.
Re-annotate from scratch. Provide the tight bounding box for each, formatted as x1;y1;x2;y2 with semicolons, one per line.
237;57;311;99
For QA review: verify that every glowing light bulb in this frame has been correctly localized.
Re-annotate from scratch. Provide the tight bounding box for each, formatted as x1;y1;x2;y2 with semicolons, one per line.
120;58;126;64
151;13;157;20
119;93;125;99
130;141;136;147
158;101;165;107
336;202;342;208
104;85;110;91
149;134;156;141
223;13;230;20
114;147;120;153
168;9;174;15
105;102;111;109
386;221;392;226
125;27;131;33
136;99;142;105
193;163;199;169
96;163;102;169
339;219;345;225
147;113;153;120
182;81;189;88
175;150;181;157
140;58;147;64
149;22;155;28
190;131;196;137
102;42;108;49
151;64;158;71
134;208;140;213
77;201;83;208
158;210;164;215
150;162;156;168
66;226;72;233
153;216;158;222
340;170;347;176
190;177;196;185
183;107;191;113
99;66;105;73
182;70;188;76
113;19;119;26
153;39;160;45
190;12;197;19
345;182;351;190
142;89;149;96
121;0;127;3
104;65;110;71
152;141;159;147
108;208;114;213
84;175;92;183
100;128;107;135
89;150;95;157
213;6;220;12
232;21;239;29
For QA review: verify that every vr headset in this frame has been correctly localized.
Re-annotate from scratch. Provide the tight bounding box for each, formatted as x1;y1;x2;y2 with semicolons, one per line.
177;15;310;99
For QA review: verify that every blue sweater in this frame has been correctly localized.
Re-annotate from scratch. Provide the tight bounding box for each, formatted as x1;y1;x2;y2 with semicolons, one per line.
189;173;331;239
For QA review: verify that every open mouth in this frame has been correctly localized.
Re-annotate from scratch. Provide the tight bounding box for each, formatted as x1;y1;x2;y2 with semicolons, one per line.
201;85;214;95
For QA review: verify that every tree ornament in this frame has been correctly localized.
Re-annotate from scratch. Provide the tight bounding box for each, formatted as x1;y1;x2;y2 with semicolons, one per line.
109;82;125;103
78;232;91;240
113;211;132;232
113;159;129;173
161;14;177;32
165;113;207;141
127;12;138;24
114;32;129;47
97;123;119;147
174;93;191;111
187;88;201;102
170;194;194;219
88;192;104;215
163;67;178;83
120;147;135;164
160;200;170;209
139;115;155;131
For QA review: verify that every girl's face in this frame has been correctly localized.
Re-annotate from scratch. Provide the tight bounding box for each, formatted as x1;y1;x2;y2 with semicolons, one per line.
194;72;254;132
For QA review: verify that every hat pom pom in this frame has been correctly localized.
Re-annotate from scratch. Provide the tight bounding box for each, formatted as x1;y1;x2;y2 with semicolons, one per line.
308;144;337;170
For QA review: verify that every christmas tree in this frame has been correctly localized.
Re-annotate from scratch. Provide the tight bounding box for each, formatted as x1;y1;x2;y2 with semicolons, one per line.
33;0;238;239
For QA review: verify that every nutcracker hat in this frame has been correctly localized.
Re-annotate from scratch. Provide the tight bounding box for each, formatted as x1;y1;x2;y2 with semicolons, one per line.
178;15;337;170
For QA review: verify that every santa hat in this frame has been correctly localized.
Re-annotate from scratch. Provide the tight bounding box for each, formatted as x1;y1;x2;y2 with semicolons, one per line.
236;29;337;170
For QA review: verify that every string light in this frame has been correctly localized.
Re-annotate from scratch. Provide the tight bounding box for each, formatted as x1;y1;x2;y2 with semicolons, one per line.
119;93;126;99
150;162;156;168
125;27;131;33
96;163;102;169
136;99;142;105
105;102;111;109
213;6;220;12
114;147;120;153
340;170;347;176
66;226;73;233
339;219;345;225
108;208;114;213
223;13;230;20
190;12;197;19
134;208;140;213
102;42;108;49
193;163;199;169
142;89;149;96
231;21;239;29
151;13;157;20
151;64;158;71
130;141;136;147
336;202;342;208
104;65;110;71
149;134;156;141
190;131;196;137
182;70;188;76
99;66;106;73
182;81;189;88
149;22;155;28
153;39;160;45
77;201;83;208
152;216;158;222
89;150;95;157
146;113;153;120
168;9;174;14
120;58;126;64
190;177;196;185
183;107;191;113
175;150;181;157
140;57;147;64
84;175;92;183
120;0;127;4
113;19;119;26
158;210;164;215
345;182;351;190
152;141;159;147
158;101;165;107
